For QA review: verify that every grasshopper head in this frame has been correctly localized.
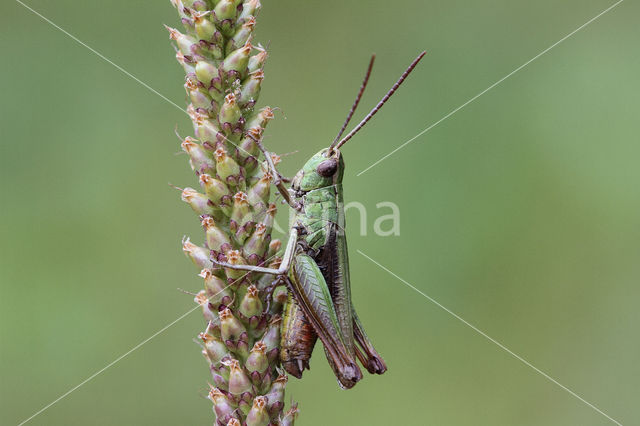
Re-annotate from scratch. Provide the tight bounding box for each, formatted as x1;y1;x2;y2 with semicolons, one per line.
291;148;344;193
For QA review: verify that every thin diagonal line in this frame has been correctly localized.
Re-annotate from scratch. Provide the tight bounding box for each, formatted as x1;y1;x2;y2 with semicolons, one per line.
357;0;624;176
16;305;200;426
14;0;186;114
357;250;623;426
17;252;279;425
15;1;266;167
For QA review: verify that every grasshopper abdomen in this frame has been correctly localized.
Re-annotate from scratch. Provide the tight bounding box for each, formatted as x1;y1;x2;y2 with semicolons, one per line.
280;293;318;378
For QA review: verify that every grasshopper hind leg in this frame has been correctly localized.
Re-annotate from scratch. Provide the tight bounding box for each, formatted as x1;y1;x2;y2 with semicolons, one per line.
352;307;387;375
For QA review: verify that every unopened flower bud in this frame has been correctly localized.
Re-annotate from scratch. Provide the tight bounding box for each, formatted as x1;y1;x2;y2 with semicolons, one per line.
184;0;208;11
176;51;195;74
183;237;212;269
243;223;268;260
267;238;282;258
166;26;195;56
238;0;262;24
219;93;242;126
239;285;263;318
222;43;251;75
199;174;230;203
208;386;236;422
193;11;216;41
223;250;248;280
247;106;274;132
224;359;252;395
246;396;269;426
261;315;281;358
227;419;241;426
262;203;277;234
214;147;241;184
231;192;251;226
243;156;258;174
182;137;215;174
247;171;272;208
265;374;287;412
194;291;217;322
248;50;267;74
213;0;238;21
212;370;228;391
238;130;261;159
195;116;221;144
231;16;256;50
239;72;263;110
202;216;232;253
199;268;232;306
234;222;255;247
245;341;268;373
281;403;299;426
199;332;229;364
182;188;215;215
195;60;219;87
199;38;223;59
220;308;247;343
186;81;211;110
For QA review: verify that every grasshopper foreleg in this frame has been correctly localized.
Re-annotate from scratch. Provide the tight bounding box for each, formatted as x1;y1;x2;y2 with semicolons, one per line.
248;133;297;209
211;228;299;275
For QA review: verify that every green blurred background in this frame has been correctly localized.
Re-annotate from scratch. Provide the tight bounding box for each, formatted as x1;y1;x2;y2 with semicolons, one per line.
1;0;638;424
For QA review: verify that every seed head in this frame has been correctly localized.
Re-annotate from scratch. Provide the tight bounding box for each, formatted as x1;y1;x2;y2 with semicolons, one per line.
170;0;290;421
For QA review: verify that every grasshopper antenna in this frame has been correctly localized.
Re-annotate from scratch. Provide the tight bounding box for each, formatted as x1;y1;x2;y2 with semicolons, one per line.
331;54;376;146
331;51;426;151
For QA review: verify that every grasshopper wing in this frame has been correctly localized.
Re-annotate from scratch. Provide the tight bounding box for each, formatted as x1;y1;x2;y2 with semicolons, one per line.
288;253;362;388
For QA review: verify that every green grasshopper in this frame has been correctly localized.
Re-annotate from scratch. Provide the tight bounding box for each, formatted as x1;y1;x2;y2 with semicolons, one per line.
214;52;426;388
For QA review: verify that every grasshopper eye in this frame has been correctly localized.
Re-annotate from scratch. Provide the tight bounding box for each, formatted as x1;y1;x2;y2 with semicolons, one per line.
317;159;338;177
